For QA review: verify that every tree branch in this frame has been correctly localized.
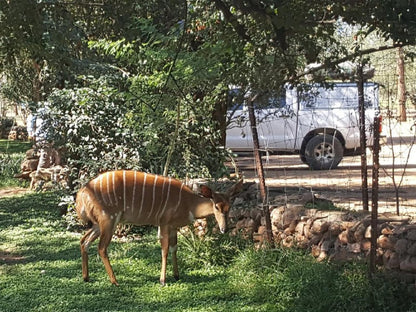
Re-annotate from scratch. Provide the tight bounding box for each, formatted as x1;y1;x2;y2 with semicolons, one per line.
292;43;403;81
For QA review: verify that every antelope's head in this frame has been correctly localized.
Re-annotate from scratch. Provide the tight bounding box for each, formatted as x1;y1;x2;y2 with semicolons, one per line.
200;180;243;233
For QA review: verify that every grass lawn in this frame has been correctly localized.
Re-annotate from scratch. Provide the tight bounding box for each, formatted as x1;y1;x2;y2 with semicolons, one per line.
0;191;415;312
0;139;32;154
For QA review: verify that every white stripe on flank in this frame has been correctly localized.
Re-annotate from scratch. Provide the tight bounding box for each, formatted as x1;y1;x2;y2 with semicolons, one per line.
106;172;112;205
138;173;148;217
158;177;172;221
155;178;167;221
93;178;99;203
173;183;185;213
147;175;158;219
131;171;137;212
112;171;118;206
123;171;127;211
99;174;105;204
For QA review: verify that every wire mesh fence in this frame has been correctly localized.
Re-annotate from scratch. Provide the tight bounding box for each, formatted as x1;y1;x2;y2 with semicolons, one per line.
231;50;416;217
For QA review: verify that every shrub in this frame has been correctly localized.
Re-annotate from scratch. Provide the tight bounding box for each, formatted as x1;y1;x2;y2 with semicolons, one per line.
41;76;230;187
0;153;26;187
0;117;14;139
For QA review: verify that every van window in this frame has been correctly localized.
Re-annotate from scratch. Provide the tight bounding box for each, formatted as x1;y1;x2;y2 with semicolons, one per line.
297;83;377;110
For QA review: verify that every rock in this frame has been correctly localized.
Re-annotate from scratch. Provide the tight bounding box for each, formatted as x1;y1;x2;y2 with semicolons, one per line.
353;222;367;242
381;224;394;235
407;242;416;256
283;221;297;235
378;235;397;250
308;233;323;247
310;219;329;235
232;197;245;206
408;230;416;241
360;239;371;252
317;251;328;262
282;236;294;248
347;243;361;254
20;159;39;172
364;225;372;239
282;205;302;229
387;252;400;270
320;238;335;252
393;224;416;236
395;239;409;255
295;221;306;235
270;207;285;229
400;256;416;273
330;249;362;262
311;245;321;257
304;218;314;239
236;218;257;235
250;209;263;225
384;250;400;270
338;230;349;245
328;222;342;237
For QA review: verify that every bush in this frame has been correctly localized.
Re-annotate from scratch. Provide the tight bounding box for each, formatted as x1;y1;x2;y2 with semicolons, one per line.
0;117;14;139
41;76;230;187
0;153;26;187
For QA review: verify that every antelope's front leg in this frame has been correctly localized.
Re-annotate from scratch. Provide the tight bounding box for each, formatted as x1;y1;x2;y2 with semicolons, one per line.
169;228;179;281
159;226;169;286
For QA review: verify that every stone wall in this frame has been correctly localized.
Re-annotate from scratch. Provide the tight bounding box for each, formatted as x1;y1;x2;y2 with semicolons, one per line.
229;200;416;282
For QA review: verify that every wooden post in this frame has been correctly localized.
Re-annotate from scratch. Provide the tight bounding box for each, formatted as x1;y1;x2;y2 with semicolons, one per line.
370;114;380;275
397;47;407;122
247;95;274;246
357;64;369;211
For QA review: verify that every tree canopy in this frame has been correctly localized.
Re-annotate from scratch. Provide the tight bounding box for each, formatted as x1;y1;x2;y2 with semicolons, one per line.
1;0;415;180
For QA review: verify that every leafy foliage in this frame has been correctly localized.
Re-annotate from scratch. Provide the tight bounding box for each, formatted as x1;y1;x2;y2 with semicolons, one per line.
2;1;416;182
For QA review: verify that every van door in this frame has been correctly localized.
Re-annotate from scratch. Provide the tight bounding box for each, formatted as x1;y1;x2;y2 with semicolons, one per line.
254;94;299;151
226;92;298;152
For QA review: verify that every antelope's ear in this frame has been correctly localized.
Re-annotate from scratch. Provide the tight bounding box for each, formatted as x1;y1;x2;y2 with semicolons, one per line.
200;185;213;198
227;179;244;198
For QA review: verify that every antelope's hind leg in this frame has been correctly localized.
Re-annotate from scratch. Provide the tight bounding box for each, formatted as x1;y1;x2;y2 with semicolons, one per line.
97;219;120;286
80;224;100;282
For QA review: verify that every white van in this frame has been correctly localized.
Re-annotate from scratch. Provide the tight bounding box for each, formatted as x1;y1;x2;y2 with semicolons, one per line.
226;82;380;170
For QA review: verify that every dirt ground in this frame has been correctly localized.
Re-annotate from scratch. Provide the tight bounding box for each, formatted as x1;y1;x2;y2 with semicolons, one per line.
0;187;30;198
231;119;416;216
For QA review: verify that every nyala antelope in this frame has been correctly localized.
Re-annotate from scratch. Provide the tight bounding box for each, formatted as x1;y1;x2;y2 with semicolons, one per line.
75;170;242;286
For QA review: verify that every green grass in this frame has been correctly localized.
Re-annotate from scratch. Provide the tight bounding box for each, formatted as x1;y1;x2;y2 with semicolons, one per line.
0;139;32;154
0;192;415;312
0;139;31;188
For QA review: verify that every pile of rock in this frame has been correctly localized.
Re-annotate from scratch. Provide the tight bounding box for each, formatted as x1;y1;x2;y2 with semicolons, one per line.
14;146;69;190
8;126;28;141
230;195;416;280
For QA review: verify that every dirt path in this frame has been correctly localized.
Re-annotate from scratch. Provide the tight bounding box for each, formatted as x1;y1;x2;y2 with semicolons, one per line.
0;187;31;198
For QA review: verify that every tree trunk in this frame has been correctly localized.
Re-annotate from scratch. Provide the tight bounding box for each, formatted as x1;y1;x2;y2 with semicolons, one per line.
247;95;274;246
397;47;407;122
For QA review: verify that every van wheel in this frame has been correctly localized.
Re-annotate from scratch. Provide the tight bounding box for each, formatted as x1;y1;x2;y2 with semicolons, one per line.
304;134;343;170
